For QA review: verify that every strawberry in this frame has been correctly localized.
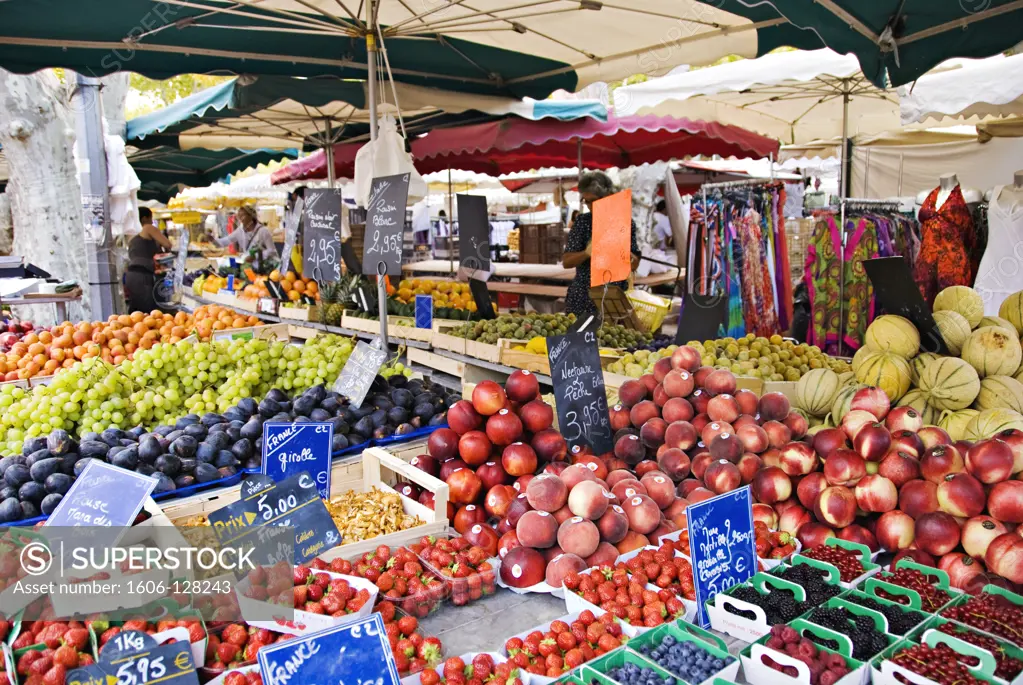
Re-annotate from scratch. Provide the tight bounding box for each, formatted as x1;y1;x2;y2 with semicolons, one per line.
225;673;248;685
418;637;442;665
397;615;418;636
222;624;249;647
218;643;241;664
244;642;260;662
420;669;441;685
303;602;324;615
52;646;78;669
471;654;494;679
42;664;66;685
62;628;89;651
376;601;396;623
293;586;309;607
443;657;466;681
293;566;312;585
186;623;205;643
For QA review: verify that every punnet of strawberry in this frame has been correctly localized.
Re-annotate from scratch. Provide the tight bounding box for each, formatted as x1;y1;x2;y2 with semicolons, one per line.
89;617;206;649
376;600;444;676
620;543;696;600
11;620;94;685
222;668;264;685
345;545;448;617
202;623;297;676
410;535;497;607
565;568;689;628
504;611;627;678
291;565;372;617
419;653;524;685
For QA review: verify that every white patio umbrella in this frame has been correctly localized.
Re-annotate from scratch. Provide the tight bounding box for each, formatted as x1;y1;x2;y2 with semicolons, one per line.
899;53;1023;126
612;48;904;195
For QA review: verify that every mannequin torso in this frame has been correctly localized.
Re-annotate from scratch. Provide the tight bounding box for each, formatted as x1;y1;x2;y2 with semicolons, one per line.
916;174;982;211
994;170;1023;210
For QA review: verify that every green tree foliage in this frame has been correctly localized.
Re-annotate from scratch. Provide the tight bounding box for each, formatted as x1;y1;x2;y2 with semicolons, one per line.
127;73;231;118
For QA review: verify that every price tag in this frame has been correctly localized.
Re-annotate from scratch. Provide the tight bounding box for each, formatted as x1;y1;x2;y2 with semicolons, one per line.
468;278;496;320
333;340;388;408
67;630;198;685
685;486;756;628
590;189;632;287
457;194;490;277
46;461;157;528
362;173;410;277
261;422;334;499
208;473;340;565
547;331;613;454
415;295;433;329
258;614;400;685
864;257;947;354
302;189;342;283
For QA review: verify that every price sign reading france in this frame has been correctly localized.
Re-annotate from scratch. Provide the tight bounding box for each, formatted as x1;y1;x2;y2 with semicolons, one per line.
362;173;410;276
547;331;613;454
262;422;334;499
685;486;756;628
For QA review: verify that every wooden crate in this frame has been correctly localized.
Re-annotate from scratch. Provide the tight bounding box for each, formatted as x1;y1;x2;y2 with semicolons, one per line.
278;305;320;322
211;322;290;343
431;320;501;363
408;346;465;377
342;312;433;343
499;339;550;374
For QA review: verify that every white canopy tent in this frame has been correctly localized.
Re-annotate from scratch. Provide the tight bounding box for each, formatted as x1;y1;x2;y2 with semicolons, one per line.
899;53;1023;126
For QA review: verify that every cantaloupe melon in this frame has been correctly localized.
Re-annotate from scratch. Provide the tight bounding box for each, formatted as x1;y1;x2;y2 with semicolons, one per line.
896;389;940;425
975;375;1023;413
934;286;984;328
965;408;1023;441
961;326;1023;378
911;353;940;386
932;310;971;356
851;346;875;374
831;383;867;423
940;409;979;441
998;290;1023;336
979;316;1019;339
795;368;840;418
918;356;981;411
854;350;912;401
865;315;920;358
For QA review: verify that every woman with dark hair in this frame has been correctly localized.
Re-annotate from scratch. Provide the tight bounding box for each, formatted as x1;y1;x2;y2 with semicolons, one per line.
562;171;640;315
125;207;171;313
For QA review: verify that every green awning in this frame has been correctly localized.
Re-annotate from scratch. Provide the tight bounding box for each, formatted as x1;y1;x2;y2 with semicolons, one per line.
129;147;296;202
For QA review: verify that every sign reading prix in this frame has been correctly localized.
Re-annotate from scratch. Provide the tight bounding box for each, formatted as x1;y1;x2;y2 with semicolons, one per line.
208;473;340;565
546;331;614;455
363;173;410;277
258;613;400;685
261;422;334;500
302;189;342;283
685;486;756;628
46;461;157;528
67;629;199;685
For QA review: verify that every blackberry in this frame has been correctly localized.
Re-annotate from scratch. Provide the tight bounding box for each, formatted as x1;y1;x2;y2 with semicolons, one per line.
844;594;926;635
725;585;805;625
807;606;889;660
775;564;843;604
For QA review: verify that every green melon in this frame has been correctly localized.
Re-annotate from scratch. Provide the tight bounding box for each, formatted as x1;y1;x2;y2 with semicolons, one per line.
795;368;840;418
998;290;1023;336
918;356;981;411
979;316;1019;339
965;408;1023;441
911;353;940;386
961;326;1023;378
854;350;912;402
865;315;920;358
934;286;984;328
975;375;1023;413
831;383;867;423
896;389;940;425
940;409;980;441
932;310;971;356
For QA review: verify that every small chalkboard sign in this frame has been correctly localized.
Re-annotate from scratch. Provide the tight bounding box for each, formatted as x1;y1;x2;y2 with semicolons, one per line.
675;293;728;345
208;472;341;565
258;614;401;685
685;486;756;628
68;630;199;685
46;461;157;528
864;257;947;354
416;295;433;329
333;339;388;408
363;173;410;277
266;279;286;300
457;194;490;275
547;331;614;454
302;189;342;283
262;422;334;499
469;278;496;319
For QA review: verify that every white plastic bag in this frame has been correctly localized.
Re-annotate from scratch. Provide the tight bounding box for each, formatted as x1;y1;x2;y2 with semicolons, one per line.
354;115;426;208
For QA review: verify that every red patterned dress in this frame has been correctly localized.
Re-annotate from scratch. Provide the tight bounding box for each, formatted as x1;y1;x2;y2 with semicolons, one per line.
914;186;976;305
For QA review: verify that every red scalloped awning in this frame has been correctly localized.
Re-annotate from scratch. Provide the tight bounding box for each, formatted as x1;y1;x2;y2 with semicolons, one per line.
270;114;779;185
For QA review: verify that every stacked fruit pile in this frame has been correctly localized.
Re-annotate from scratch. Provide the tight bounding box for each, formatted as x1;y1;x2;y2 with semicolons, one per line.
503;612;627;678
565;568;689;629
941;590;1023;646
393;279;478;318
452;314;651;349
632;632;735;684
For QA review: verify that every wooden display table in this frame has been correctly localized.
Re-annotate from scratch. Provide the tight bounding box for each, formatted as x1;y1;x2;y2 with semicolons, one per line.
402;260;681;287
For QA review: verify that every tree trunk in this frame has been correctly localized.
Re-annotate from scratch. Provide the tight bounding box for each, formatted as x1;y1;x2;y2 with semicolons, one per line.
0;192;11;255
0;69;89;324
99;73;130;140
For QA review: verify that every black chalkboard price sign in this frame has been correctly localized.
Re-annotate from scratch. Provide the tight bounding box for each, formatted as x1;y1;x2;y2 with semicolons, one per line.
363;173;410;276
302;189;342;282
457;194;490;275
547;331;614;454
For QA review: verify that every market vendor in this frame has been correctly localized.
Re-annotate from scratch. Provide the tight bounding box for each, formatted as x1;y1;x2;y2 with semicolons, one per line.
125;207;172;313
562;171;641;315
209;205;277;262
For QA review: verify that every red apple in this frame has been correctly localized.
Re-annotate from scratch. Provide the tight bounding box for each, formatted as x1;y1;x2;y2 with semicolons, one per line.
484;484;517;519
921;444;965;483
797;472;829;509
987;480;1023;523
854;474;898;513
516;510;559;548
886;407;923;433
780;441;817;476
878;450;922;488
618;380;648;408
815;485;858;528
751;466;792;504
890;431;925;458
704;460;741;494
506;369;540;403
410;454;440;477
621;494;661;534
918;426;952;450
838;523;879;551
899;479;940;519
797;522;837;550
525;472;568;512
502;442;538;477
557;516;601;558
966;439;1015;484
448;400;483;435
752;503;778;529
813;428;849;459
545;553;587;588
447;468;483;504
962;515;1009;559
824;449;867;486
663;370;696;399
737;453;762;484
915;512;961;556
936;472;985;518
938;552;986;590
985;533;1023;584
876;510;916;551
854;423;892;462
500;546;546;588
472;380;507;416
850;387;890;420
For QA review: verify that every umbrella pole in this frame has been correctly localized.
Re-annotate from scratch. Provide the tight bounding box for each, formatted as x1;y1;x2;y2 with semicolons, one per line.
577;138;583;183
837;89;850;356
366;5;388;349
325;119;335;189
448;168;454;276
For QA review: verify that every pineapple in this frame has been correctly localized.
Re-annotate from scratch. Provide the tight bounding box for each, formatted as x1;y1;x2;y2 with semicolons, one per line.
319;280;345;326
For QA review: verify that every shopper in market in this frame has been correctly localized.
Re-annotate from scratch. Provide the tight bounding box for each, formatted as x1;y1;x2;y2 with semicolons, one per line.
562;171;641;315
125;207;172;313
209;205;277;263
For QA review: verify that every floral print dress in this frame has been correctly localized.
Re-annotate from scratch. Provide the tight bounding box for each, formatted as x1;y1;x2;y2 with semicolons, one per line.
913;186;977;305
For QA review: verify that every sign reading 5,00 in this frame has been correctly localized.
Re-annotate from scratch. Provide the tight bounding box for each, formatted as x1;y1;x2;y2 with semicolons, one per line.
547;331;613;454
